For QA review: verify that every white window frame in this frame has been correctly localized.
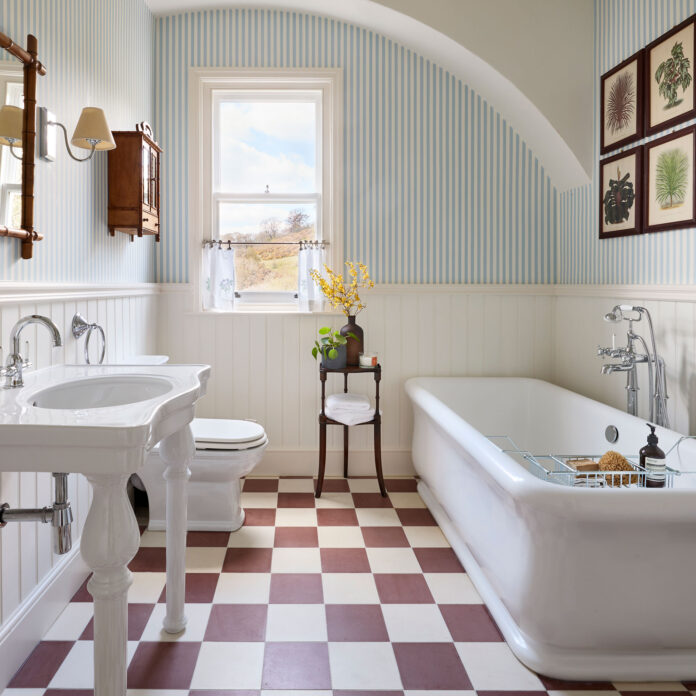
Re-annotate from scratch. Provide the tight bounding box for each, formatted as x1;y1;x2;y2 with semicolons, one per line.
190;68;343;312
0;68;22;230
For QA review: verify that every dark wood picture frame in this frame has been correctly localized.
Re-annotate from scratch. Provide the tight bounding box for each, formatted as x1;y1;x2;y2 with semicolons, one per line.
599;145;643;239
643;125;696;233
645;14;696;136
601;50;645;155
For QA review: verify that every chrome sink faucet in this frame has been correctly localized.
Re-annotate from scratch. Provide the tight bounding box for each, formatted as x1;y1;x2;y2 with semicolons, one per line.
2;315;62;389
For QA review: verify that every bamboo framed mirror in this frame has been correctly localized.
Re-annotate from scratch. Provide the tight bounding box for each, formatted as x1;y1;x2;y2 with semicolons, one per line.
0;32;46;259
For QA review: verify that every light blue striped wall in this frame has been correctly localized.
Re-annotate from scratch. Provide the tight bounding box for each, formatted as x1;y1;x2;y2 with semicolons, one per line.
559;0;696;285
154;9;557;284
0;0;155;283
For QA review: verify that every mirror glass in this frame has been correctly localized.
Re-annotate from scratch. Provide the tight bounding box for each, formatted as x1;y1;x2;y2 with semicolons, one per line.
0;67;22;229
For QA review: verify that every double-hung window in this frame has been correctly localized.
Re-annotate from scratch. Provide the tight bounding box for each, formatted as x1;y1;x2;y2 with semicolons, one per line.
192;69;342;311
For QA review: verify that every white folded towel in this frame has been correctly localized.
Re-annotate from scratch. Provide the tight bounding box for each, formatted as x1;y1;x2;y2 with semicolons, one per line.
326;404;380;426
326;392;371;411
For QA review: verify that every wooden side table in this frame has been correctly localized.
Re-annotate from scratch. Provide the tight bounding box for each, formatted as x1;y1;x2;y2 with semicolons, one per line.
315;365;387;498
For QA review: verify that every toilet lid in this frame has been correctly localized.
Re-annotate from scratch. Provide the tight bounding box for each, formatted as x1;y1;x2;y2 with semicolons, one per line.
191;418;266;447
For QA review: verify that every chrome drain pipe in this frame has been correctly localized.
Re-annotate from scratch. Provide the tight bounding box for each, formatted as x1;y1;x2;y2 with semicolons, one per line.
0;473;73;554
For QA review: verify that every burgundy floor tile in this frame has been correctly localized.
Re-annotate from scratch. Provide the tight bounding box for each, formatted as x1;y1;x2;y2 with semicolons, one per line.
9;641;75;687
393;642;472;690
243;508;276;526
538;675;616;690
414;547;465;572
478;691;548;696
277;492;316;508
190;692;260;696
243;478;279;492
204;604;268;641
187;531;230;547
127;641;201;689
385;478;419;492
269;573;324;603
316;477;351;492
396;508;437;526
317;508;359;526
682;683;696;690
320;548;371;572
159;573;219;603
274;526;319;547
326;604;390;641
81;603;155;641
352;492;393;508
262;641;331;689
71;577;93;602
439;604;504;641
333;692;404;696
222;547;273;572
618;693;686;696
374;573;435;603
129;547;167;572
361;526;410;547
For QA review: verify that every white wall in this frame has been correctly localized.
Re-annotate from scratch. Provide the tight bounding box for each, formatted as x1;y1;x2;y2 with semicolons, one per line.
0;285;158;690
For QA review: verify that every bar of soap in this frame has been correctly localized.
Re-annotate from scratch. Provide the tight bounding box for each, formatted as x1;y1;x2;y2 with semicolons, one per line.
569;458;599;471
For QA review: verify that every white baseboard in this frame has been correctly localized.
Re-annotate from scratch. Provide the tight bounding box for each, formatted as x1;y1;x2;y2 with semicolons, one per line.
255;449;415;477
0;542;89;692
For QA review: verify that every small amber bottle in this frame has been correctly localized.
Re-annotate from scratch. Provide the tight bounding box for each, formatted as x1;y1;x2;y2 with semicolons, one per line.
640;423;666;488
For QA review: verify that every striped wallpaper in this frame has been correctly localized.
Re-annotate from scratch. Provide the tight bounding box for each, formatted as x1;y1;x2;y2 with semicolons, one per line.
0;0;155;283
559;0;696;285
154;9;557;284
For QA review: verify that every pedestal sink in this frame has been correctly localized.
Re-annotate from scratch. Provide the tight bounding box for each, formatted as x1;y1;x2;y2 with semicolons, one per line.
0;364;211;696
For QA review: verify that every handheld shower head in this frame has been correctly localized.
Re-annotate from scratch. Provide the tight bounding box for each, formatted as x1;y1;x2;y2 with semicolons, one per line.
604;307;623;323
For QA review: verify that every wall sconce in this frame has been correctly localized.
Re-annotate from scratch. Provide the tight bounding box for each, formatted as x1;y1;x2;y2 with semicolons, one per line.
0;105;23;160
38;106;116;162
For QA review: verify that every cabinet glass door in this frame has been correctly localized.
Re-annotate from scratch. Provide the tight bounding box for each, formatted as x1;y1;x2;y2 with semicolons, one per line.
142;144;150;207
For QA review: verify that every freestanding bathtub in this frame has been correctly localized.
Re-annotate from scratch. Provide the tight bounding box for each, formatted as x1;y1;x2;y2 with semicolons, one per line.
406;377;696;681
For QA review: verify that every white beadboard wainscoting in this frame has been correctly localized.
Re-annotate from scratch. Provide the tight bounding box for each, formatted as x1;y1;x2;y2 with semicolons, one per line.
0;283;158;691
157;284;557;476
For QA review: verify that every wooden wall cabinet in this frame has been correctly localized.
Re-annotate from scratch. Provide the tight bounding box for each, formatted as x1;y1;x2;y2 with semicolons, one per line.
108;123;162;242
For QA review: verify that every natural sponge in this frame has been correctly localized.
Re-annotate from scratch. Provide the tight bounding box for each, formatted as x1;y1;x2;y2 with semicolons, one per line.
599;450;637;486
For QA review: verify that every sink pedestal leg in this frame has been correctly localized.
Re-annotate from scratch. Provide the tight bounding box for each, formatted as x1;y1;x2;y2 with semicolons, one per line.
159;424;194;633
82;472;140;696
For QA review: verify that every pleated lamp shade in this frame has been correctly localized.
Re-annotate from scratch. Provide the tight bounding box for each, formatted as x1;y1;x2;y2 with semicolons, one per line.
70;107;116;151
0;105;23;147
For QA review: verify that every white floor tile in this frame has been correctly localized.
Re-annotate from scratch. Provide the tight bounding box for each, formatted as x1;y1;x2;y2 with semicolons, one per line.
128;572;166;603
1;690;46;696
424;573;483;604
139;603;212;642
48;641;138;689
389;492;426;508
271;547;322;573
240;492;279;508
127;691;188;696
190;642;265;689
404;526;450;547
328;641;403;690
266;604;328;641
184;547;226;573
348;478;382;492
612;683;687;691
314;492;355;509
228;525;276;547
322;573;380;604
274;507;318;527
43;602;93;640
261;692;331;696
138;530;166;547
277;478;315;492
366;547;421;573
214;572;271;603
455;642;544;690
382;603;452;642
317;526;365;548
405;692;475;696
355;508;401;526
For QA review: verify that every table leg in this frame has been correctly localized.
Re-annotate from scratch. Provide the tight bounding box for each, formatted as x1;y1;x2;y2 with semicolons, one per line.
374;417;387;497
343;425;349;478
315;421;327;497
159;425;194;633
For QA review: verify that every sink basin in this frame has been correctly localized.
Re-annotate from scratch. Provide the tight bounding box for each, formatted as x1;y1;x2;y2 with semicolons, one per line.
30;374;173;410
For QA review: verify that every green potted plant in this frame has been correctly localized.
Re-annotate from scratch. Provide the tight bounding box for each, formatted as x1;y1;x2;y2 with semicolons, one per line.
312;326;356;369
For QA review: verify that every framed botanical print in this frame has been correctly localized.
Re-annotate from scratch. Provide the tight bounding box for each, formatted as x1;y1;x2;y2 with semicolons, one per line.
599;146;643;238
601;51;644;154
645;15;696;136
644;126;696;233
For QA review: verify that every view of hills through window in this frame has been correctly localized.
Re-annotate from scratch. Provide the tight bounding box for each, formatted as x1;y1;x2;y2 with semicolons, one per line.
217;98;319;293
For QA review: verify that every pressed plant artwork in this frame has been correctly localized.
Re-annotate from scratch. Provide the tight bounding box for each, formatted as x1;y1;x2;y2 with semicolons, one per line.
606;72;636;133
600;53;643;154
655;42;692;109
655;148;689;208
599;148;642;238
603;168;636;223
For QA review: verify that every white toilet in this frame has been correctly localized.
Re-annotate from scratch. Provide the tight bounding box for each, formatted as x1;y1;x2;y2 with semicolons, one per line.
136;416;268;532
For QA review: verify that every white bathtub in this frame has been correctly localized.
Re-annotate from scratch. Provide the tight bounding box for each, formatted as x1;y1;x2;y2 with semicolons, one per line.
406;377;696;681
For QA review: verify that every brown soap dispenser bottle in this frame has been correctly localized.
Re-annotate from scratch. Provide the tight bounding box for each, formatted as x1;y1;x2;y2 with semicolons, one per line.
640;423;666;488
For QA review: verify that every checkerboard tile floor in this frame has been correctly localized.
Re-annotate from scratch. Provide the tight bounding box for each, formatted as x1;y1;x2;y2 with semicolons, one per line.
3;476;695;695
